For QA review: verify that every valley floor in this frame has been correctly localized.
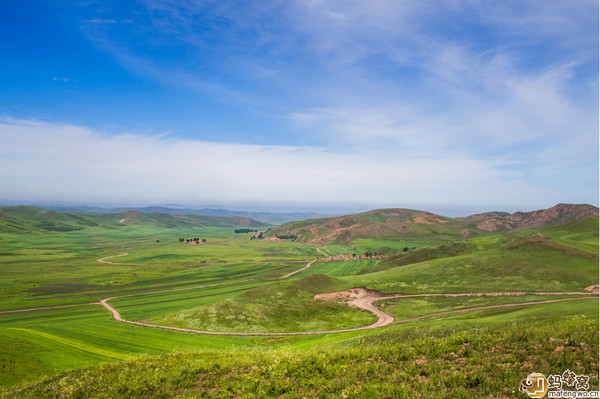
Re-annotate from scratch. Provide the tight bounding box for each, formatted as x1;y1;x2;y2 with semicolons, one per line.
0;219;598;397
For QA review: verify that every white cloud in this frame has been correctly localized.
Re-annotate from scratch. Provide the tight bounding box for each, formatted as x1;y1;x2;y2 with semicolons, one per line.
2;117;586;210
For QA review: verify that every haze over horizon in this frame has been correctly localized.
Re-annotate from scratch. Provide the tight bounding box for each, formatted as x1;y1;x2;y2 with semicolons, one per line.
1;1;598;213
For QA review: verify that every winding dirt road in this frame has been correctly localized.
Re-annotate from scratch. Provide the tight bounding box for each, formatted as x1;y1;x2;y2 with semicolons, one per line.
97;293;403;336
95;253;598;336
97;253;148;266
280;259;317;278
97;292;596;336
5;248;596;335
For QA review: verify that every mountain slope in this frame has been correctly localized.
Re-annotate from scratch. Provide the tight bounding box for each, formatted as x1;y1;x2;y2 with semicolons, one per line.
458;203;598;232
268;204;598;244
267;208;462;244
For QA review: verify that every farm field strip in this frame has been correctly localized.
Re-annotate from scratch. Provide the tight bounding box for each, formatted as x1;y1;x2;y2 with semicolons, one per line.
4;252;320;322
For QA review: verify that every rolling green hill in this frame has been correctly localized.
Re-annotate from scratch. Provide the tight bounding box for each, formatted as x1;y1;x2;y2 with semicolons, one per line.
0;206;269;234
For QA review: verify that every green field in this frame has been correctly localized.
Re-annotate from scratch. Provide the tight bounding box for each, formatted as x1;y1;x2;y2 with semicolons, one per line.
0;208;597;397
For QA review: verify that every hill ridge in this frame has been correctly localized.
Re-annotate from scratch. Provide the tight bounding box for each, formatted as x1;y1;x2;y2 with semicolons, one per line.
268;203;598;244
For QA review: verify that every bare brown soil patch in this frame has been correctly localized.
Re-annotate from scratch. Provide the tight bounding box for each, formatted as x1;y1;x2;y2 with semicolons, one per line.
584;285;599;294
476;217;513;232
314;287;385;302
409;212;450;225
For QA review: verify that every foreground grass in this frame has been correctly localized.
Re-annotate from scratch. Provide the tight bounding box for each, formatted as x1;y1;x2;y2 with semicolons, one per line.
6;306;598;398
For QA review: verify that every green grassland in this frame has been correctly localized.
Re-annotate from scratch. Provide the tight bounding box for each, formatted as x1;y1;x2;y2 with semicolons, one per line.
0;207;597;397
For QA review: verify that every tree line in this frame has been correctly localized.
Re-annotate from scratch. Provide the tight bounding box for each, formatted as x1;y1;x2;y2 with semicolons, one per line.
179;238;206;243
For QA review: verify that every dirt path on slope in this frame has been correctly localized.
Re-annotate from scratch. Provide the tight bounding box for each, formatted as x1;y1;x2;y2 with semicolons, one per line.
280;259;317;278
97;253;147;266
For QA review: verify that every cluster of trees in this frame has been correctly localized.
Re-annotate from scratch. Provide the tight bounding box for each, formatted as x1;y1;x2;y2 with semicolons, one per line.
178;238;206;243
364;251;378;257
234;229;257;234
275;235;297;240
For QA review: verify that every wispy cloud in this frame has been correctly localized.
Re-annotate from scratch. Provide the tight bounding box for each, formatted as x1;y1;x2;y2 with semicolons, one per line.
7;2;595;210
52;77;71;82
76;2;597;120
82;18;116;24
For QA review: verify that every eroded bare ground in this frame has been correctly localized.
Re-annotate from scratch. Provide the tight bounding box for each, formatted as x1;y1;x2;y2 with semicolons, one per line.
584;284;599;294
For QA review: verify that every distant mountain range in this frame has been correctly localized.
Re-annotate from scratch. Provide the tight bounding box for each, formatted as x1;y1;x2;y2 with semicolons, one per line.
35;205;329;225
0;206;269;234
267;203;599;244
1;203;597;240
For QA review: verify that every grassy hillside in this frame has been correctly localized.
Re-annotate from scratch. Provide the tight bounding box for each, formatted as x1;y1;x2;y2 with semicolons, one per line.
0;206;104;233
150;275;376;333
0;206;269;235
357;218;599;276
348;236;597;293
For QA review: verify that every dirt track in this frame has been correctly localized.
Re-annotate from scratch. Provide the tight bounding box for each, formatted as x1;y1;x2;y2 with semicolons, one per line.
97;272;598;336
13;252;596;336
97;253;149;266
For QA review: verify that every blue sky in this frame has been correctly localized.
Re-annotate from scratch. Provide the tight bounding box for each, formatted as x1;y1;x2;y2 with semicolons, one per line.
0;0;597;215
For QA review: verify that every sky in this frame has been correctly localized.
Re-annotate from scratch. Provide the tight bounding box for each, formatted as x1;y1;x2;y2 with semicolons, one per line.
0;0;598;216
